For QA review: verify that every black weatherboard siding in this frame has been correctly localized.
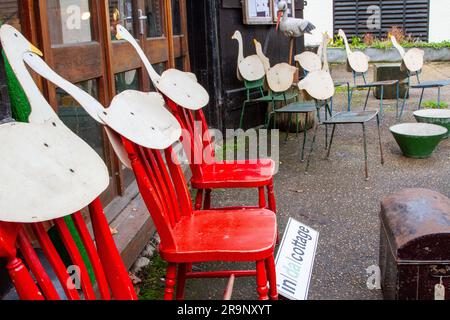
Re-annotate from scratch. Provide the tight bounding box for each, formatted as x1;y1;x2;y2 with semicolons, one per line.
187;0;305;131
333;0;430;41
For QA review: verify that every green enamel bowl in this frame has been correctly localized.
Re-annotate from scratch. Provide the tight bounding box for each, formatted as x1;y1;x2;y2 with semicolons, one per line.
390;123;448;158
413;109;450;139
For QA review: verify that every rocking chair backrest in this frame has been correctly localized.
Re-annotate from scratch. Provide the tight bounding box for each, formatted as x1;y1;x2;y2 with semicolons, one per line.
121;138;193;251
165;98;215;180
0;197;137;300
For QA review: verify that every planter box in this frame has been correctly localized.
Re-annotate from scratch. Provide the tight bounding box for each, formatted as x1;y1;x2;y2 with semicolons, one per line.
327;47;450;64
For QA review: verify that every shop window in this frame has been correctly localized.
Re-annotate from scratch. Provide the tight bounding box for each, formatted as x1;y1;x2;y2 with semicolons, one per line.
46;0;93;45
145;0;164;38
56;79;105;160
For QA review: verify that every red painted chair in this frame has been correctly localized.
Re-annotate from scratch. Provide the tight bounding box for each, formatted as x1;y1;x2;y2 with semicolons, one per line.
165;99;277;212
0;198;137;300
121;138;278;300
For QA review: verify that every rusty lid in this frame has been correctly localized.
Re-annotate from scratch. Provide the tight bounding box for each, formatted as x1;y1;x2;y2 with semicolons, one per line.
380;188;450;261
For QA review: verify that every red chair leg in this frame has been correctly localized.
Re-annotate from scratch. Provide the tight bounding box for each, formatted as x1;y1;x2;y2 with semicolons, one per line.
164;263;177;300
7;257;44;300
265;256;278;300
267;183;276;213
258;187;266;208
256;260;269;300
195;189;203;210
204;189;212;209
176;264;187;300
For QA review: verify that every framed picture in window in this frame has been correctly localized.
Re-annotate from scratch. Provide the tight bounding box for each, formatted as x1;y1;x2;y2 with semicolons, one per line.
272;0;295;22
242;0;273;25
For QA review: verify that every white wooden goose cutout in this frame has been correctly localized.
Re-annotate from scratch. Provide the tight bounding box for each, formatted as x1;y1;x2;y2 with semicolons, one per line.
390;36;424;72
115;24;209;110
24;53;181;151
295;32;332;73
298;35;334;101
253;39;296;93
338;29;369;73
0;24;109;222
231;30;265;82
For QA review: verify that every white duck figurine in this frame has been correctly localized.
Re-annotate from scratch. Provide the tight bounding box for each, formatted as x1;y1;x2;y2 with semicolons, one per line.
338;29;369;73
2;25;181;170
0;24;109;222
231;30;265;82
295;32;332;74
253;39;296;93
390;35;424;72
115;24;209;110
298;34;334;101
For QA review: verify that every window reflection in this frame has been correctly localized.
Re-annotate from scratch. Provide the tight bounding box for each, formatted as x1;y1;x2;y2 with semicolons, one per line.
145;0;164;38
115;69;140;94
56;79;105;160
171;0;181;35
109;0;134;40
47;0;93;45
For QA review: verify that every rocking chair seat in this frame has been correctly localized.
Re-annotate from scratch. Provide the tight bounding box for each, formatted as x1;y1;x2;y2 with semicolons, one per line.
159;208;277;262
190;159;276;188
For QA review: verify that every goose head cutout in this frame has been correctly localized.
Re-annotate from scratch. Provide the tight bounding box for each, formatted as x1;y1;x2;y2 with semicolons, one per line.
115;24;209;110
338;29;369;73
230;30;265;82
253;39;271;73
0;24;109;222
390;35;424;73
24;53;181;151
295;32;332;73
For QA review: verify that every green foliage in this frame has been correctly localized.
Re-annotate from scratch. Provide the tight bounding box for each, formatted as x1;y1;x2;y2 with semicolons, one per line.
330;35;450;51
138;253;168;300
423;100;449;109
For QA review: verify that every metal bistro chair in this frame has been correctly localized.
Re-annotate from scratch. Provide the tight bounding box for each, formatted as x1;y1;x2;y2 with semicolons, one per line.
240;78;298;129
391;35;450;120
338;29;399;120
302;68;384;180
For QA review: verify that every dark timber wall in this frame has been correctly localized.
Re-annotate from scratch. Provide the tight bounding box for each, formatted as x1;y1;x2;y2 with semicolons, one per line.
187;0;305;131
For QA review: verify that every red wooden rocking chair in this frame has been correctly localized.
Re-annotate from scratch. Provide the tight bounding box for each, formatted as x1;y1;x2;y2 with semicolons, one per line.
0;198;137;300
121;138;278;300
165;98;277;212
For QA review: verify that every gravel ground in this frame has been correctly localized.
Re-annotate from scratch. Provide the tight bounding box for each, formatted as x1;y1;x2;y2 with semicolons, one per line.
183;62;450;300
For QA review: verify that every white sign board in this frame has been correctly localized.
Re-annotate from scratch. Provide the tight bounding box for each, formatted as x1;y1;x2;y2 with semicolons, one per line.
275;218;319;300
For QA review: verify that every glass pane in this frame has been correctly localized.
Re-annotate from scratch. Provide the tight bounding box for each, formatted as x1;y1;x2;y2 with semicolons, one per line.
56;79;105;160
47;0;93;45
149;62;166;91
109;0;134;40
175;56;184;71
115;69;140;94
145;0;164;38
171;0;182;35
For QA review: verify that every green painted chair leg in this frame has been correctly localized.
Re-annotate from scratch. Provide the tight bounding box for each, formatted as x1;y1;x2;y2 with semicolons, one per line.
363;87;371;111
239;101;247;129
379;86;384;121
347;83;351;112
418;88;425;110
295;113;299;138
362;123;369;180
300;113;308;162
377;113;384;165
305;123;319;174
326;124;336;159
285;113;292;143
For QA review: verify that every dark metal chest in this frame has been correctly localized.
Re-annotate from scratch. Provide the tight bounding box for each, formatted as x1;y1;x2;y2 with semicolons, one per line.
379;188;450;300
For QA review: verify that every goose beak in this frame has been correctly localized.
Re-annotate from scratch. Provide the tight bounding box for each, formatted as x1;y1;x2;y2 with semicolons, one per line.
30;44;43;56
276;11;283;31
